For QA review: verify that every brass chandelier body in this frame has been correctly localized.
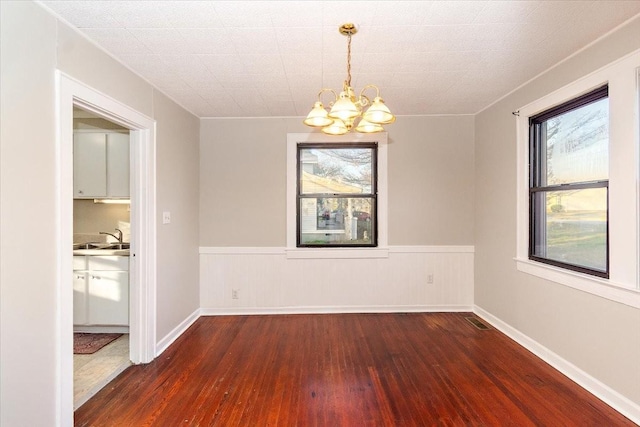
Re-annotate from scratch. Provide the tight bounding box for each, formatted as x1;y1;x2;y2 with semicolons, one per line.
303;23;396;135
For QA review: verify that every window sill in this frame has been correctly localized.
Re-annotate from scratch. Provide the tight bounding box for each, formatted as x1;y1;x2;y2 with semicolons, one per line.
515;258;640;308
286;247;389;259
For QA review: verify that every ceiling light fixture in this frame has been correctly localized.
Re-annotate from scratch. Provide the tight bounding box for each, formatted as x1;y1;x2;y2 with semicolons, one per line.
303;23;396;135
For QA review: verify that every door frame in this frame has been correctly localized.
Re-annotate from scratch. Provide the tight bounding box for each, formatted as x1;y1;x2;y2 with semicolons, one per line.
56;72;157;425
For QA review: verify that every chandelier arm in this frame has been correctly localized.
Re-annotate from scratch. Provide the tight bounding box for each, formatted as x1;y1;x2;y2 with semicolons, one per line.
317;88;338;105
359;84;381;100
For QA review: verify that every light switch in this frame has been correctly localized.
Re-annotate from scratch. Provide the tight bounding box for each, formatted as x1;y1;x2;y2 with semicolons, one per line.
162;211;171;224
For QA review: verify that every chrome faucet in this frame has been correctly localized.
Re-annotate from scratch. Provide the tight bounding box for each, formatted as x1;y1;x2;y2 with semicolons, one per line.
100;228;123;243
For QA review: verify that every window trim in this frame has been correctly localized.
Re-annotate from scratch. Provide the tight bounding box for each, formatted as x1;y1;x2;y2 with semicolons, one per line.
528;85;610;278
514;50;640;309
296;142;378;248
287;133;388;259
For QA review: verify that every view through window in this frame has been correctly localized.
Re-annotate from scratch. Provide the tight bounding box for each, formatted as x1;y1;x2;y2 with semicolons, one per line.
529;85;609;277
297;143;377;247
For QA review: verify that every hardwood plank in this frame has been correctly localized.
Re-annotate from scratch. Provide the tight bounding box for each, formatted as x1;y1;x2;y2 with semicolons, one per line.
75;313;635;426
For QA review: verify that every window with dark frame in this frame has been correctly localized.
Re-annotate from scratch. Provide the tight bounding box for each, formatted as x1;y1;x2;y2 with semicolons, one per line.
529;85;609;278
297;143;377;247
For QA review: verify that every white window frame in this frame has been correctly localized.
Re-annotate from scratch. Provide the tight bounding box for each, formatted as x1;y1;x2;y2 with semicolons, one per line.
286;133;388;259
515;51;640;308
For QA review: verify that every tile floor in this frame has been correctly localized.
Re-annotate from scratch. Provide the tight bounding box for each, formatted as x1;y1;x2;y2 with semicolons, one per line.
74;334;131;410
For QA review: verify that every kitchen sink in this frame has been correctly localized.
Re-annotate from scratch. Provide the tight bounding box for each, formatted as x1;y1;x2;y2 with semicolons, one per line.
103;243;130;250
73;242;130;251
73;243;100;250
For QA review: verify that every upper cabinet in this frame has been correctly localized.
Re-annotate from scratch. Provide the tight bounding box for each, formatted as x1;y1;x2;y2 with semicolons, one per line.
74;132;129;198
106;133;130;197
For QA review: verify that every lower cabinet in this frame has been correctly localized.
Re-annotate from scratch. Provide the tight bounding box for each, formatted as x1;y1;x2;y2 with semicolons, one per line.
73;271;89;325
73;255;129;326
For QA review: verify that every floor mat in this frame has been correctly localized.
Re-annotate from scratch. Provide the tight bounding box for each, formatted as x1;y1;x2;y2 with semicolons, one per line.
73;333;122;354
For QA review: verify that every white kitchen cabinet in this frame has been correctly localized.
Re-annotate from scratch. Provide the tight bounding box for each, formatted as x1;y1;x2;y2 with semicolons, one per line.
73;271;88;325
106;132;130;197
74;133;106;197
73;255;129;326
73;132;129;198
88;271;129;325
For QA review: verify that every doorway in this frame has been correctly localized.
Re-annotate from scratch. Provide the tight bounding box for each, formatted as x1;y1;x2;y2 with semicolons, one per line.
72;107;132;408
57;72;157;425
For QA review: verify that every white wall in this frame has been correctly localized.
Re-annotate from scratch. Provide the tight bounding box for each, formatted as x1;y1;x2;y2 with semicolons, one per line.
154;91;200;339
199;116;475;312
0;2;200;425
474;15;640;412
1;3;59;424
199;116;475;246
200;247;474;313
73;199;130;238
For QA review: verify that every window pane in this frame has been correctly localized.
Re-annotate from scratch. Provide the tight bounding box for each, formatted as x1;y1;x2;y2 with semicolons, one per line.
542;97;608;185
299;197;374;245
532;188;607;271
300;148;373;194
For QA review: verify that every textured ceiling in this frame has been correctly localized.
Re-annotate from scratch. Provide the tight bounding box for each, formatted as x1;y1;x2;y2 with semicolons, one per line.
40;1;640;118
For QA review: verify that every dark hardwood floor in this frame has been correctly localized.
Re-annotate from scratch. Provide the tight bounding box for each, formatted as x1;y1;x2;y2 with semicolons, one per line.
75;313;634;426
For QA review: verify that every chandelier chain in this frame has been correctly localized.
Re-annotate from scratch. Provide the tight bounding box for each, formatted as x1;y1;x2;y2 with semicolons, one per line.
346;34;352;87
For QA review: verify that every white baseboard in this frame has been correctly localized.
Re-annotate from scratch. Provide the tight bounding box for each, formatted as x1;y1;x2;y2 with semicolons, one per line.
473;305;640;425
74;325;129;334
155;309;200;356
200;304;474;316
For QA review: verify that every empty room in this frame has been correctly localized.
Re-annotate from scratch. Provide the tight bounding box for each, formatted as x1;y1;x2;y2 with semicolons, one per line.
1;1;640;425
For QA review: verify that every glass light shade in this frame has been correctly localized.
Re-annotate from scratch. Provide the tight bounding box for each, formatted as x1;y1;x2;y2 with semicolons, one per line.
321;119;348;135
362;96;395;124
328;91;360;121
355;118;384;133
303;102;334;127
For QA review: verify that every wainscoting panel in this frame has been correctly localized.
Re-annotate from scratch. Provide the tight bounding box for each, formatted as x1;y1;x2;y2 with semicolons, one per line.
200;246;474;314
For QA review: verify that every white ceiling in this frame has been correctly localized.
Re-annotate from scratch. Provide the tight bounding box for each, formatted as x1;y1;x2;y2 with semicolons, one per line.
40;1;640;118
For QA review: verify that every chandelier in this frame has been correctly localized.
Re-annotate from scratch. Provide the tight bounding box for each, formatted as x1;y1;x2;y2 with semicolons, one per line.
303;23;396;135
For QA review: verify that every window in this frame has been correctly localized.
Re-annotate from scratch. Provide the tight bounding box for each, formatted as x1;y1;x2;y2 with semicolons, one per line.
529;85;609;278
297;143;377;247
515;53;640;307
286;132;389;259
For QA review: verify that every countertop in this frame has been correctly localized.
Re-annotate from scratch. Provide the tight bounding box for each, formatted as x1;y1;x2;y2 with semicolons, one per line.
73;243;130;257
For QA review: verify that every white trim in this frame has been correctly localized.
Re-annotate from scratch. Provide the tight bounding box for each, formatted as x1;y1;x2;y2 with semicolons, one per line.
73;129;128;134
286;132;388;254
57;72;157;425
200;246;286;255
515;51;640;307
198;245;475;256
129;123;157;364
198;114;475;120
474;306;640;425
54;70;70;427
636;67;640;299
73;326;129;334
286;248;389;259
201;305;473;316
155;309;201;356
389;245;475;254
515;258;640;309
